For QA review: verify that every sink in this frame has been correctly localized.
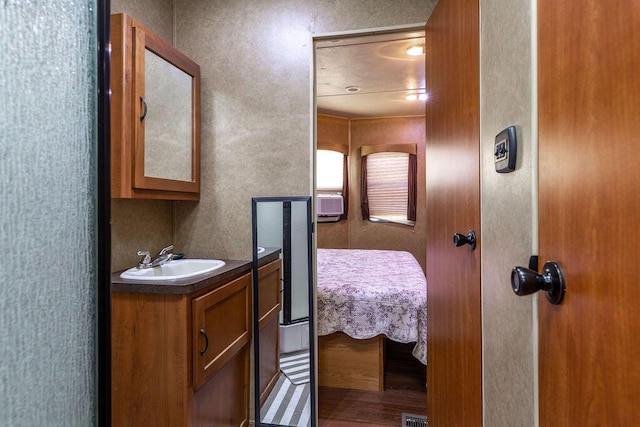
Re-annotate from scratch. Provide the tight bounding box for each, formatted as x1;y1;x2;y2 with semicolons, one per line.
257;246;265;254
120;259;226;281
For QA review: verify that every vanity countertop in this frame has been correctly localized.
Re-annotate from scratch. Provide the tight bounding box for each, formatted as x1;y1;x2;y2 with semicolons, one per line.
111;259;252;295
257;247;281;266
111;247;282;295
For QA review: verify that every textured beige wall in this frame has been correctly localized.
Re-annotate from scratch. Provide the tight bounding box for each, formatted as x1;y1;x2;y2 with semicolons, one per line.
111;199;174;271
480;0;536;425
173;0;437;262
110;0;175;272
111;0;174;43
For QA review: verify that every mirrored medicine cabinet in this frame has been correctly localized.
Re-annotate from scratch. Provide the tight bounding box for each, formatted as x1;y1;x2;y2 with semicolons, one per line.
111;13;201;201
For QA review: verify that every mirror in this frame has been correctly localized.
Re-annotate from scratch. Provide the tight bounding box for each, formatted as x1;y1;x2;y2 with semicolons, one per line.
252;197;316;427
144;48;193;182
129;15;201;196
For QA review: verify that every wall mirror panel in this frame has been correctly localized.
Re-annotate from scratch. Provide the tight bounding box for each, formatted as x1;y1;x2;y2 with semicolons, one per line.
143;48;193;181
252;197;315;427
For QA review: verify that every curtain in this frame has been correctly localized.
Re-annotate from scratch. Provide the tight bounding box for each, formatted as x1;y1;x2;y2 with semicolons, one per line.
342;154;349;220
360;155;369;220
408;154;417;221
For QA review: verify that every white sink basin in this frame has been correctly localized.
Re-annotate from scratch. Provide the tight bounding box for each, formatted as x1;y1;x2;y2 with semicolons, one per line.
120;259;226;281
257;246;265;254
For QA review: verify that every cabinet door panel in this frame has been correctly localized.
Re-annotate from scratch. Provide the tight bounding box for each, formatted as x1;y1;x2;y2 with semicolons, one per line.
258;259;281;326
191;346;250;427
259;315;280;405
192;273;251;389
132;24;200;194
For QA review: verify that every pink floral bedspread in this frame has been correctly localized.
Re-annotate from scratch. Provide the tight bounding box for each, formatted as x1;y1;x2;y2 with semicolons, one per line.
317;249;427;365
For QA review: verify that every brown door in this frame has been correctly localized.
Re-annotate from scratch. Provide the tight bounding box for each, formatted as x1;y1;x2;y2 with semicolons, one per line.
538;1;640;424
425;0;482;425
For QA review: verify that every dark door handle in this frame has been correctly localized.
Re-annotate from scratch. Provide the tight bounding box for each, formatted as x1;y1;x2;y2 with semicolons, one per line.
199;328;209;356
140;96;147;121
511;261;566;305
453;230;476;250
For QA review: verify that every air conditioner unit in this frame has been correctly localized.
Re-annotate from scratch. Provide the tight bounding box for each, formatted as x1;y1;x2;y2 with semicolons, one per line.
317;194;344;216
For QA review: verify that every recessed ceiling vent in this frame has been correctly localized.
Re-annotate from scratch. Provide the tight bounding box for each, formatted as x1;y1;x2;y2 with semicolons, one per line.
345;85;361;93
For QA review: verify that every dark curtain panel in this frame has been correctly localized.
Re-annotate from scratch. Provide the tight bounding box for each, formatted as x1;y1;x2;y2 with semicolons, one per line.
408;154;417;221
361;155;369;220
342;154;349;220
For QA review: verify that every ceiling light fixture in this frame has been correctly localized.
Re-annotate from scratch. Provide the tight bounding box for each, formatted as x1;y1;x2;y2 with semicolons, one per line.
406;45;425;56
406;92;429;101
345;85;361;93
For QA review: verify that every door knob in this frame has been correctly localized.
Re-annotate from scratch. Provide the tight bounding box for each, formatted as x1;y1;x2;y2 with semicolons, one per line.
453;230;476;250
511;261;566;305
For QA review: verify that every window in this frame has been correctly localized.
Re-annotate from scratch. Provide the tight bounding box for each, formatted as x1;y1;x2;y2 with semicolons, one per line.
316;150;344;192
361;145;417;226
316;148;349;219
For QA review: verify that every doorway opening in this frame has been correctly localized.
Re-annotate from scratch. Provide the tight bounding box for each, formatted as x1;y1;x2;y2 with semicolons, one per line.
312;24;428;426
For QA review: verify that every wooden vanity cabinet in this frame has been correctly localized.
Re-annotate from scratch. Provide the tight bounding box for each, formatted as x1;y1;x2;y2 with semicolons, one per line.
111;13;200;200
257;259;282;405
112;272;251;426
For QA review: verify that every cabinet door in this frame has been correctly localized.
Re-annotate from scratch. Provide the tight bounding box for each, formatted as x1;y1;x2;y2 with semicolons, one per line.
259;316;280;405
192;273;251;390
132;24;200;194
258;259;281;325
110;13;201;200
191;345;250;427
257;259;282;404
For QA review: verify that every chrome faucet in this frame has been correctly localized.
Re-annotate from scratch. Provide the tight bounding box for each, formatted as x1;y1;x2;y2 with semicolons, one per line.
136;250;152;268
137;244;174;269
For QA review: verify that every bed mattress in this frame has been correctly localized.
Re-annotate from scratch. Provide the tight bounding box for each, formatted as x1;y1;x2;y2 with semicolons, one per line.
317;248;427;364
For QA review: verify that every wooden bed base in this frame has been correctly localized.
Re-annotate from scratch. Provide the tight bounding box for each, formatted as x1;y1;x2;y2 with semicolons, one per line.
318;332;384;391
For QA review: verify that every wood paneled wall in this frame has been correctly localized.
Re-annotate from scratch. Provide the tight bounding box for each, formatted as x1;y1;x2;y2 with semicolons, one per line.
317;115;426;272
317;115;350;249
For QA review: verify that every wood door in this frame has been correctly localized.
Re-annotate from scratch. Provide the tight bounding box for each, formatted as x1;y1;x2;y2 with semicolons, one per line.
425;0;482;425
538;1;640;424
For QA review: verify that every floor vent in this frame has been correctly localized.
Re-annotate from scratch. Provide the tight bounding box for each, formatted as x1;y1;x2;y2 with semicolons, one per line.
402;413;428;427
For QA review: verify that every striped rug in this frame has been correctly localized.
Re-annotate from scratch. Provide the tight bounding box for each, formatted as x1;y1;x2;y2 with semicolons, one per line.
260;374;310;426
280;350;310;385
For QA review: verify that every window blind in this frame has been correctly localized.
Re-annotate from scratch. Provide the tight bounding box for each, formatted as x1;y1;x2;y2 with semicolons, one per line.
367;152;410;220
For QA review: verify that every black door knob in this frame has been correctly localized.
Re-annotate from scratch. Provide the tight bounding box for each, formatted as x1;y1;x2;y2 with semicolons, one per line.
453;230;476;250
511;261;566;305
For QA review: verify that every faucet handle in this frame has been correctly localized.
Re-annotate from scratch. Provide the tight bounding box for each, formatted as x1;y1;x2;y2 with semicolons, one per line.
158;244;174;256
137;250;151;265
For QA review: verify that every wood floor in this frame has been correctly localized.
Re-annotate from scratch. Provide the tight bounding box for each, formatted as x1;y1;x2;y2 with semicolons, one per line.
318;340;427;426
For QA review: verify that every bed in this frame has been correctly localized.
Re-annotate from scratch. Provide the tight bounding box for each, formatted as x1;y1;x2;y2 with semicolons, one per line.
316;248;427;391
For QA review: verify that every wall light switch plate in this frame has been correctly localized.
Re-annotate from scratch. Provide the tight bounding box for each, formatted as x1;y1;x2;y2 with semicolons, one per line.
495;126;517;173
